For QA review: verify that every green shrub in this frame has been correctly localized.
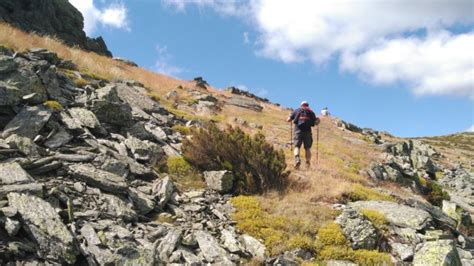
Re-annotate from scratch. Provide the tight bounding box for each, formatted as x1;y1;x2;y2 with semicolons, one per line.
183;124;288;194
425;180;450;206
166;156;204;189
172;125;191;135
316;223;349;247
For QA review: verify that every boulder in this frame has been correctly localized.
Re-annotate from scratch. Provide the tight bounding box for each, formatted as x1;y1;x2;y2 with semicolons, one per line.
194;230;232;263
124;136;163;163
2;105;52;139
91;100;134;127
203;170;233;194
43;126;72;149
68;164;128;194
221;229;242;253
0;183;43;199
156;229;182;261
152;176;174;208
0;162;34;185
114;83;160;113
66;107;104;132
240;234;266;261
335;208;379;250
128;187;155;215
5;134;41;157
350;201;432;230
5;217;21;236
100;193;137;222
413;240;462;266
7;193;78;264
226;96;263;112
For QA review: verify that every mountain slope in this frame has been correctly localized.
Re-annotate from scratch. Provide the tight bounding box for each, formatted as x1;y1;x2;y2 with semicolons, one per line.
0;23;472;265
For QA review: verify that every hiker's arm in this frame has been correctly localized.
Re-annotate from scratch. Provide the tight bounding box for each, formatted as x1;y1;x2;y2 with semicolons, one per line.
287;111;295;122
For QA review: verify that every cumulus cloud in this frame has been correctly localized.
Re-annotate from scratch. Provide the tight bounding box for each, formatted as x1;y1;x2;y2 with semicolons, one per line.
163;0;474;99
243;32;250;44
466;125;474;132
69;0;129;34
154;44;184;77
162;0;249;16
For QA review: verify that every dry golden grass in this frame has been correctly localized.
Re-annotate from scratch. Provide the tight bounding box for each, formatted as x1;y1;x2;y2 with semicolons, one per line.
1;23;399;241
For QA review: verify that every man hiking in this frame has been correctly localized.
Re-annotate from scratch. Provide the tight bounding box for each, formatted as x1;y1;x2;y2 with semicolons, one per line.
287;101;319;169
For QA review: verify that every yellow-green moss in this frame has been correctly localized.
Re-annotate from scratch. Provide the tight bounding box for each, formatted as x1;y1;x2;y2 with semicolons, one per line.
147;92;161;102
316;223;348;246
434;171;444;180
360;209;388;230
231;195;319;256
353;249;392;265
43;100;63;110
344;184;394;202
172;125;191;135
318;245;355;261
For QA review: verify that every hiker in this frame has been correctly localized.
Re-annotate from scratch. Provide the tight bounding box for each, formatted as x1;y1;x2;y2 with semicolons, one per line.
321;107;330;116
287;101;319;169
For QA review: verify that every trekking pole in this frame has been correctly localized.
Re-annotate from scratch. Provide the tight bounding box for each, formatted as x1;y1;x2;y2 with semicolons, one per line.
316;125;320;165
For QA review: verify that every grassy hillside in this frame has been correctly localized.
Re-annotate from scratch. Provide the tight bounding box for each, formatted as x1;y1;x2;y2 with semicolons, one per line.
2;22;467;259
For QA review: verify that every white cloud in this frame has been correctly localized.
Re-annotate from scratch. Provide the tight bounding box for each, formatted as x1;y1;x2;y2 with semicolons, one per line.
466;125;474;132
243;32;250;44
154;44;184;77
162;0;249;16
164;0;474;99
341;31;474;99
69;0;129;34
236;84;249;91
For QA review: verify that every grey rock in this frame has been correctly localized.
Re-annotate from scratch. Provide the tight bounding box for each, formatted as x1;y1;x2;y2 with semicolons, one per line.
179;248;201;265
124;136;163;163
128;187;155;215
55;153;95;162
157;229;182;261
114;83;161;113
2;105;52;139
152;176;174;208
0;183;43;199
0;55;17;74
7;193;77;264
413;240;462;266
5;217;21;236
350;200;432;230
0;162;34;185
240;234;266;261
326;260;358;266
5;134;40;157
44;126;72;149
1;206;18;217
226;96;263;112
221;229;242;253
195;230;232;263
391;242;414;261
73;182;86;193
335;208;379;250
80;223;102;246
68;164;128;194
91;100;134;127
67;107;106;134
203;170;233;193
100;193;137;221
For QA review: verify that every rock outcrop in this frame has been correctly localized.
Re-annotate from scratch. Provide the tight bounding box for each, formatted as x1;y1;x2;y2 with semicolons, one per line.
0;47;266;265
0;0;112;56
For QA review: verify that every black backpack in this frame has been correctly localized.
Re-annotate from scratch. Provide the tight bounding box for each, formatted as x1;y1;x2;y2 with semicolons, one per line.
295;108;316;130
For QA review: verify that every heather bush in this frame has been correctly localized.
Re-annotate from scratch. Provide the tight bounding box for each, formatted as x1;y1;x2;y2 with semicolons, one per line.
182;124;288;194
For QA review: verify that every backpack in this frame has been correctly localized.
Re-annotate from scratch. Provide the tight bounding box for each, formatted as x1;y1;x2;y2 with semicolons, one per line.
295;107;316;130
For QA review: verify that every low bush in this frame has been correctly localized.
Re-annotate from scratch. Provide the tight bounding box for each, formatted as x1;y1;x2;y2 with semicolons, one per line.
171;125;191;135
353;249;392;265
166;156;204;189
425;180;450;206
341;184;394;202
183;124;288;194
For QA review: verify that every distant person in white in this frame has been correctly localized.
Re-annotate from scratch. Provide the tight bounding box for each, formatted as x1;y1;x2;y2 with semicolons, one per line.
321;107;330;116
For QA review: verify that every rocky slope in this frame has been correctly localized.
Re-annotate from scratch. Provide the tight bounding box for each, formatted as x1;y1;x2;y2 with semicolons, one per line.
0;40;472;265
0;0;112;57
0;47;266;264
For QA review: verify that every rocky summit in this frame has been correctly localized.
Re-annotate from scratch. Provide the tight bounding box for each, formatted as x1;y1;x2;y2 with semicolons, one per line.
0;0;112;57
0;47;266;265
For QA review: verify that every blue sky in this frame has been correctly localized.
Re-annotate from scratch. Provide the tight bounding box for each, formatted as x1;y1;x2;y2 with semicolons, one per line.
70;0;473;137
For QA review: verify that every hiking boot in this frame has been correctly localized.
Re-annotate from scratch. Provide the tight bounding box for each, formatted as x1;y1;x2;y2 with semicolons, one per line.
305;161;311;169
294;156;301;169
